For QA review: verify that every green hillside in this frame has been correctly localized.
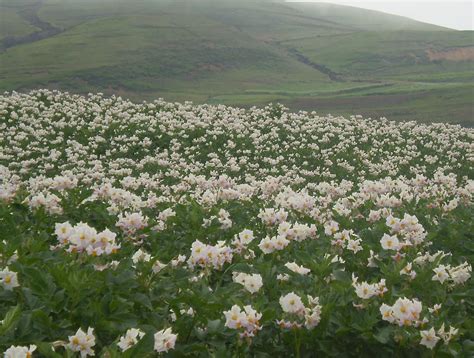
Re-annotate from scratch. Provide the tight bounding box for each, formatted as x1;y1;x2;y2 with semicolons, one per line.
0;0;473;125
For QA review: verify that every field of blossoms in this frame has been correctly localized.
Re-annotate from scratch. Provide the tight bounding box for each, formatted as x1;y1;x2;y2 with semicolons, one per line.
0;89;473;357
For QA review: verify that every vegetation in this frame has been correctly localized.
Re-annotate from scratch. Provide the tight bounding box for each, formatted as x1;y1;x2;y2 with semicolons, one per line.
0;90;473;357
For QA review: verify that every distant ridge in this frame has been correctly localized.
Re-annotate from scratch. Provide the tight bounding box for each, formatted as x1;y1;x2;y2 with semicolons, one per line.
284;1;453;31
0;0;472;125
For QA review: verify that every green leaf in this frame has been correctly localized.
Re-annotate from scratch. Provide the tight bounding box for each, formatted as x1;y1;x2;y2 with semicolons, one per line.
36;343;63;358
373;326;392;344
207;319;222;334
0;305;21;335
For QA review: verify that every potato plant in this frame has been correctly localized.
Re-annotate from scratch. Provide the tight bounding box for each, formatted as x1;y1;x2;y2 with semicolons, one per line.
0;90;473;357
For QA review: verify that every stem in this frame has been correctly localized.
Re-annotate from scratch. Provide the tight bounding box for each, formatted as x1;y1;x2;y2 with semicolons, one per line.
294;328;301;358
185;316;197;343
215;262;237;292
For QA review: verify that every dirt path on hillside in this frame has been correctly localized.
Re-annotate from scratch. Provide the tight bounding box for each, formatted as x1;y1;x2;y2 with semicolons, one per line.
0;0;62;52
286;47;343;81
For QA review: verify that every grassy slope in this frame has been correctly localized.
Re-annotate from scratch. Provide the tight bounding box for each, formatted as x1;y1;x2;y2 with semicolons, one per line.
0;0;472;125
0;0;39;40
0;10;37;40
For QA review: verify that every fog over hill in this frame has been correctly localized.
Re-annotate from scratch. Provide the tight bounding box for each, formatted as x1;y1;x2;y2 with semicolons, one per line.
0;0;473;124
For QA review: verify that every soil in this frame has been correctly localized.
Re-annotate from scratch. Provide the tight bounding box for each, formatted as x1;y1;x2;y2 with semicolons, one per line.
426;47;474;62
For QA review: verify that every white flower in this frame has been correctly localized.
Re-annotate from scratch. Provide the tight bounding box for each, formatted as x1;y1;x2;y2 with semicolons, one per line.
187;240;233;270
0;267;20;290
449;262;471;284
388;297;422;326
273;235;289;251
380;234;400;251
233;272;263;293
304;295;322;329
152;260;167;273
437;323;458;344
117;328;145;351
420;327;440;349
223;304;262;335
116;212;148;234
67;327;96;357
432;265;449;284
258;237;274;254
279;292;305;315
4;345;36;358
55;222;73;244
132;249;151;265
154;327;177;353
428;303;442;314
346;238;363;253
380;303;395;323
224;305;246;329
354;282;377;299
238;229;254;244
285;262;310;275
54;222;119;256
367;250;379;267
324;220;339;236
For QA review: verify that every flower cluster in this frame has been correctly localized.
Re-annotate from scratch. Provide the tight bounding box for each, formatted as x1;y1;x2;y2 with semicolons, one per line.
116;212;148;235
154;328;178;353
232;272;263;293
386;214;426;246
5;326;176;356
231;229;255;253
27;192;62;215
278;293;323;329
118;328;145;352
54;222;120;256
352;275;387;299
380;297;423;327
258;235;290;254
67;327;96;357
187;240;233;270
432;262;472;285
224;305;262;338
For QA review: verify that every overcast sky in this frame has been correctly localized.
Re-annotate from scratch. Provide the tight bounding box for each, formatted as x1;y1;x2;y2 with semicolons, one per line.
286;1;473;30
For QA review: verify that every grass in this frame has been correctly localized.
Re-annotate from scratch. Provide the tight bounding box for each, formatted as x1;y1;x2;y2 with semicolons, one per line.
0;0;472;125
0;6;38;40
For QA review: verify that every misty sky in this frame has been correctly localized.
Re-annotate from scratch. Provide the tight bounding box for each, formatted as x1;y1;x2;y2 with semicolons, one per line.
286;1;473;30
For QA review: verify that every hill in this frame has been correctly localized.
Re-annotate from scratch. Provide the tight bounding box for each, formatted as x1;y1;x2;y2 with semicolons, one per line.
0;0;473;125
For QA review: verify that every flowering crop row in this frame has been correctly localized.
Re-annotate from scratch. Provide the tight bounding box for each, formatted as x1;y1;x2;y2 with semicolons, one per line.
0;90;473;357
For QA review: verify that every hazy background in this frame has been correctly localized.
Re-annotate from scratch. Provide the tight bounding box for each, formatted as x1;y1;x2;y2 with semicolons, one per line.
288;0;473;30
1;0;473;125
